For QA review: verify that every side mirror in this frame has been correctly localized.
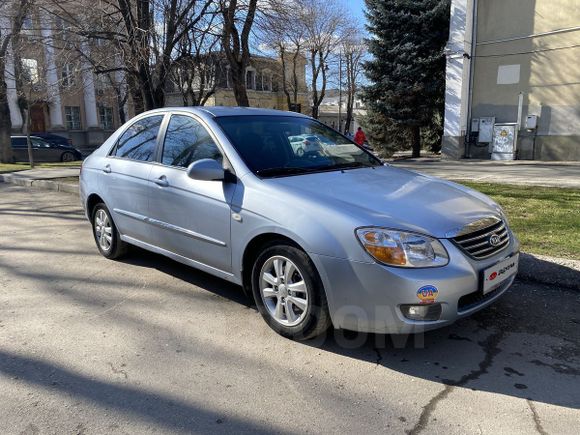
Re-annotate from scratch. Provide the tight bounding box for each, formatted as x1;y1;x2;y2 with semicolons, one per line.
186;159;225;181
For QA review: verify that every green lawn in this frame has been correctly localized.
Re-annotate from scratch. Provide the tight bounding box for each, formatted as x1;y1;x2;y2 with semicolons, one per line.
460;182;580;260
0;161;82;174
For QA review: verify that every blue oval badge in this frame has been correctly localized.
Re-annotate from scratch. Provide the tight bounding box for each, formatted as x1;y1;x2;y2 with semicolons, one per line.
417;285;439;304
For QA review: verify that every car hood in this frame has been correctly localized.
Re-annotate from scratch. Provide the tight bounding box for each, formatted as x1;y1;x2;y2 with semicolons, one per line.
266;165;502;238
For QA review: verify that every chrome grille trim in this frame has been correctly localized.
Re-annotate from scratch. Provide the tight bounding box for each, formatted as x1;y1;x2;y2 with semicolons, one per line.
452;219;510;260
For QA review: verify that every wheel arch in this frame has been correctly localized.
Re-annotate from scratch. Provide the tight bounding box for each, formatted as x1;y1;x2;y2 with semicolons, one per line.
241;233;305;296
86;193;106;219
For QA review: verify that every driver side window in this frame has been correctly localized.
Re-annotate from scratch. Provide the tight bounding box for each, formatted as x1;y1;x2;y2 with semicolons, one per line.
162;114;223;168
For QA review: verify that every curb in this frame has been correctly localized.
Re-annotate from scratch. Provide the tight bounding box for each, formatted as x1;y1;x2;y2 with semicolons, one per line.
0;174;78;194
1;174;578;290
518;253;580;291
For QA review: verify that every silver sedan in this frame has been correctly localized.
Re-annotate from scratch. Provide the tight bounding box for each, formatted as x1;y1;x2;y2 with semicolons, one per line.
80;107;519;340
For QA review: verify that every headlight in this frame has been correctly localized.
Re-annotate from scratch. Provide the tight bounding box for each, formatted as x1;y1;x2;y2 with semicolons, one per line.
356;228;449;268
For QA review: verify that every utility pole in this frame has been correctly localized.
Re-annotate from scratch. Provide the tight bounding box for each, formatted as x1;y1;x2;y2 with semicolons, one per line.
338;49;342;133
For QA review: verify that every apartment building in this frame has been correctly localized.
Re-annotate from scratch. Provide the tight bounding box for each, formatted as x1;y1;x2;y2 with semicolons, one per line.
442;0;580;160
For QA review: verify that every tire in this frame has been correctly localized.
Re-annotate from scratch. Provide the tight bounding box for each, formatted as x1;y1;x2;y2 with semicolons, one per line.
296;147;305;157
61;151;75;162
91;203;128;259
251;242;331;340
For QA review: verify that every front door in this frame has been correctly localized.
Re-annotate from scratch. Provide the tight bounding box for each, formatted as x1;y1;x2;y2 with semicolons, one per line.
147;113;235;273
30;104;46;133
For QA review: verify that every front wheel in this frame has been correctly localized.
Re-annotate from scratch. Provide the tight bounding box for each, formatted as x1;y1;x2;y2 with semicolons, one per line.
61;151;75;162
251;243;331;340
91;203;127;259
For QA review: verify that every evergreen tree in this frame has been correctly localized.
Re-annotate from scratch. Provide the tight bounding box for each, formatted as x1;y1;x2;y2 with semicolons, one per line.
363;0;450;157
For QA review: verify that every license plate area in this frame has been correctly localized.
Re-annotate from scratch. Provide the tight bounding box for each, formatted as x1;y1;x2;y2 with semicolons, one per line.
482;253;519;294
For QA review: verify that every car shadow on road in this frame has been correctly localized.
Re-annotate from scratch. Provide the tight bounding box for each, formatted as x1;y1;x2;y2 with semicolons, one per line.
117;249;580;411
118;246;253;308
304;281;580;412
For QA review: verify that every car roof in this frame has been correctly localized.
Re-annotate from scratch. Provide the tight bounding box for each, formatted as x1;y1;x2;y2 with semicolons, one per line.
145;106;310;119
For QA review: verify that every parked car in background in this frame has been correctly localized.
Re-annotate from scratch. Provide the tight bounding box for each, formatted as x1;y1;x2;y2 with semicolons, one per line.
10;136;83;162
80;107;519;341
33;132;73;147
288;134;323;156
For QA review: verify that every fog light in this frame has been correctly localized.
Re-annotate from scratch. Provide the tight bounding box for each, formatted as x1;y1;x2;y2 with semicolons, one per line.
400;304;442;321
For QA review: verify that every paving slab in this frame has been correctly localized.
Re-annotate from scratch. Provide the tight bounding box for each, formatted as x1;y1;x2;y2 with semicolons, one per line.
391;159;580;188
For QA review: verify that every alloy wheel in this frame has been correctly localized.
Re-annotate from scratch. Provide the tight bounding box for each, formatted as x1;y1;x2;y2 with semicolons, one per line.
260;255;309;326
94;209;113;252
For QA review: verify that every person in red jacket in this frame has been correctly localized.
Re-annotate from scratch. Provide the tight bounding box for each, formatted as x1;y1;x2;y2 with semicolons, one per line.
353;127;367;146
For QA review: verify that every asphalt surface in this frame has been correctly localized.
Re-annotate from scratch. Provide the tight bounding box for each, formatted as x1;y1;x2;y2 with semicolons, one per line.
0;184;579;434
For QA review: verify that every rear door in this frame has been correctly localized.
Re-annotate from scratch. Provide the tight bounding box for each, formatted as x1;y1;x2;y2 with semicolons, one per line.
11;138;28;161
99;114;165;245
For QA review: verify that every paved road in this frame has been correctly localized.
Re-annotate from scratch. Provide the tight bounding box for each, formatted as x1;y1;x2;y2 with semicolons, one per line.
0;184;579;434
390;159;580;188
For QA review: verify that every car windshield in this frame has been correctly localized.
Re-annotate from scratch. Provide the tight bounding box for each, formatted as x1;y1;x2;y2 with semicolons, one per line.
214;115;381;177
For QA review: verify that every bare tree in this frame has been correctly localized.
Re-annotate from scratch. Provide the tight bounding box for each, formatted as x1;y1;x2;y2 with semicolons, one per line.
45;0;217;113
300;0;347;119
220;0;257;107
341;31;365;134
259;0;306;111
170;10;222;106
0;0;33;163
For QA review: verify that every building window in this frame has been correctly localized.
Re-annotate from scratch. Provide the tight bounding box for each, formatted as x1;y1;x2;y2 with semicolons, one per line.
62;64;75;87
246;69;255;90
99;106;114;130
263;72;272;92
65;106;81;130
21;59;39;84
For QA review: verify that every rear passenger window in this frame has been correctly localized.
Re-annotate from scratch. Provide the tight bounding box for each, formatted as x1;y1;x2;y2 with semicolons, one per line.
11;138;26;147
161;115;222;168
114;115;164;161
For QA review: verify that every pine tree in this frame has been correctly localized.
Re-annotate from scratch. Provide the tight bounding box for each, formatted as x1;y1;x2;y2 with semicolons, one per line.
363;0;450;157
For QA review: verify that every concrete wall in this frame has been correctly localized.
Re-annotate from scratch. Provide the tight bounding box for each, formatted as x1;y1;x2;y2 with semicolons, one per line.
469;0;580;160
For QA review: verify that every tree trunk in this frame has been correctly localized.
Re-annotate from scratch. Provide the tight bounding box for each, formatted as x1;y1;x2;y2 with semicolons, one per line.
231;67;250;107
127;73;144;115
23;108;34;168
0;103;13;163
411;125;421;158
0;57;14;163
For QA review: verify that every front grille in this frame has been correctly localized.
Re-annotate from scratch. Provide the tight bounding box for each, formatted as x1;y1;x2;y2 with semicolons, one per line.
452;219;510;260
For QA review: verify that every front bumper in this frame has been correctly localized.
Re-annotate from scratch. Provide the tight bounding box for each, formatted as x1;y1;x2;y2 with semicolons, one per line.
310;236;519;334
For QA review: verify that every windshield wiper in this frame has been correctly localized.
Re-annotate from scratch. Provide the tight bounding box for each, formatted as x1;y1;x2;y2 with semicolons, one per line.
325;161;378;171
255;167;316;177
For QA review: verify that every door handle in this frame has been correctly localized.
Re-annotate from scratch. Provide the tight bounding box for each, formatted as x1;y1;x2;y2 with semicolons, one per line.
154;175;169;187
102;164;111;174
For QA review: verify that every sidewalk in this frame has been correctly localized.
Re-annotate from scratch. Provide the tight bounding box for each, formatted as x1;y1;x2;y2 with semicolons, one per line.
0;167;80;193
390;158;580;189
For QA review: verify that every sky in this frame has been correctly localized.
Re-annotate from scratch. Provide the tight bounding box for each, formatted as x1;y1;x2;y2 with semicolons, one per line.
345;0;368;29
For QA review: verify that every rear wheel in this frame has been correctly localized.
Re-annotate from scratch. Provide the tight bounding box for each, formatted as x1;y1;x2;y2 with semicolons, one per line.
61;151;75;162
91;203;127;259
251;243;331;340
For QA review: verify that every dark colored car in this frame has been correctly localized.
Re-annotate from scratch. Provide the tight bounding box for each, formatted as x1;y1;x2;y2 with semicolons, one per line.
32;132;73;147
10;136;83;162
